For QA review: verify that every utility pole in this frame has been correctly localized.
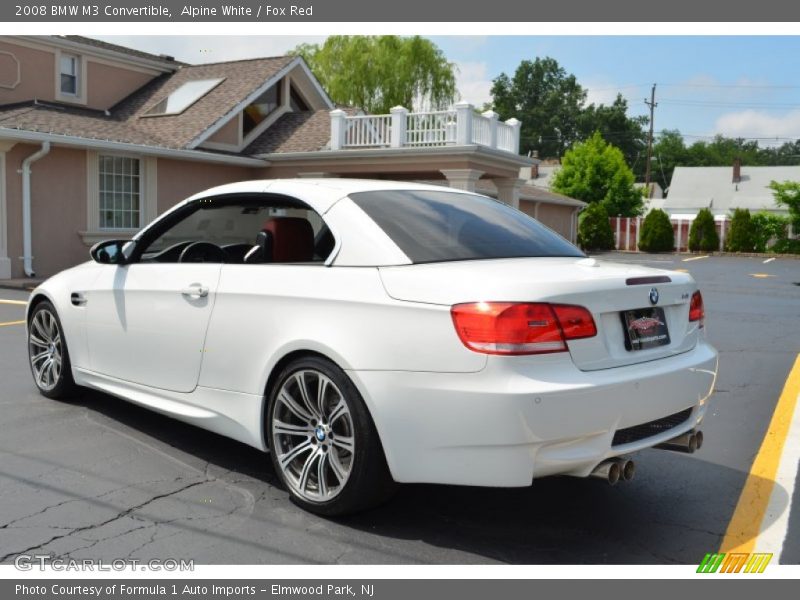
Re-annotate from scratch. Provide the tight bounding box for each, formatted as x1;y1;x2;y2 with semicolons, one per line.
644;83;657;196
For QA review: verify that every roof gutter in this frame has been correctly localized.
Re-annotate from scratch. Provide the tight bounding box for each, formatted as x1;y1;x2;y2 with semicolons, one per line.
21;142;50;277
0;128;269;167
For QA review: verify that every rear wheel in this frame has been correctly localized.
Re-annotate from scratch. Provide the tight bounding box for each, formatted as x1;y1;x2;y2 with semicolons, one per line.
27;301;76;399
266;356;395;516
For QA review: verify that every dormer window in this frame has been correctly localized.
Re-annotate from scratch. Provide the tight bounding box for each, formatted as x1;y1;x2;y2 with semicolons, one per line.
60;53;79;95
242;80;282;137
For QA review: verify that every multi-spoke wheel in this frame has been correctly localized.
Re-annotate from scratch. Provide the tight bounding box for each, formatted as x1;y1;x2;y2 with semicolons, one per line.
267;356;395;516
27;301;76;399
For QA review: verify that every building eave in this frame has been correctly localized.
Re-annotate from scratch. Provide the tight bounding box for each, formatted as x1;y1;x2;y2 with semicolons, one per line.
258;144;535;167
0;128;269;167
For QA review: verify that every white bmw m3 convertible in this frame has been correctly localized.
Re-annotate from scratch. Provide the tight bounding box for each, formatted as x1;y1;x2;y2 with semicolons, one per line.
26;179;718;515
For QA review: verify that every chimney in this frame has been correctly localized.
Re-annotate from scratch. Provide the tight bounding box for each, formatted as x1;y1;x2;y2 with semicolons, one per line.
732;157;741;183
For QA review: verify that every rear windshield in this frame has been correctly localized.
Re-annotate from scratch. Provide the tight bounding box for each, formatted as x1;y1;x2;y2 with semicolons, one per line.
349;189;584;264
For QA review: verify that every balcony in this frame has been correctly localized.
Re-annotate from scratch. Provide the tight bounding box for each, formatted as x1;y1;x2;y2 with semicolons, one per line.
329;102;521;155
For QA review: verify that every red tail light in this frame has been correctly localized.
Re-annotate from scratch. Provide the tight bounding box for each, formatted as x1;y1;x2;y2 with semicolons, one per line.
451;302;596;356
689;291;705;328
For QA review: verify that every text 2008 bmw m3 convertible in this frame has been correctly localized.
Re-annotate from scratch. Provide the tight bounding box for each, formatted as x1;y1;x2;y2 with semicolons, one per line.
26;179;718;515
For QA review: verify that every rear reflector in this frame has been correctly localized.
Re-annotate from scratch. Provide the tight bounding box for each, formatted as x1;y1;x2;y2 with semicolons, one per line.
689;291;705;328
451;302;596;355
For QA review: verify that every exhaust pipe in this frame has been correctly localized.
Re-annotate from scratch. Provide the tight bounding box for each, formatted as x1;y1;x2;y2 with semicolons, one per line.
590;459;621;485
615;457;636;481
655;429;704;454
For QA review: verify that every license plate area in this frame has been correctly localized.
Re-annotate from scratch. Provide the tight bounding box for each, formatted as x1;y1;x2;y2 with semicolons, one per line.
620;307;670;351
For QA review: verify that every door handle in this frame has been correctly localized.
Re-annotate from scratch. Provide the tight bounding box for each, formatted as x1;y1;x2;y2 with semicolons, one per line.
181;285;209;298
71;292;87;306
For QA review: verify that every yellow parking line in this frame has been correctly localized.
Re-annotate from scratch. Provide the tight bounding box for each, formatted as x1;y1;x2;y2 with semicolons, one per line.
683;255;709;262
720;353;800;553
750;273;775;279
0;320;25;327
673;268;689;273
0;299;27;306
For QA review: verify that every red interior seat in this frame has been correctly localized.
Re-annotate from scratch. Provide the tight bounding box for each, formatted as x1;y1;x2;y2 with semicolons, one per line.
263;217;314;263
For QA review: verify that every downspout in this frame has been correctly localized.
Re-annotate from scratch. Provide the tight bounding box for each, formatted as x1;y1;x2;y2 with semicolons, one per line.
21;142;50;277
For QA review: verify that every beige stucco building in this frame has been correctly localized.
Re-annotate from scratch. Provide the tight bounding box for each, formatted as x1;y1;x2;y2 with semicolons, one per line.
0;35;584;279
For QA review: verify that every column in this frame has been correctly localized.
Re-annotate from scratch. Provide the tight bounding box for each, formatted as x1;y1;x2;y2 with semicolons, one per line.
389;106;408;149
492;177;523;209
440;169;483;192
454;102;474;146
329;109;347;151
0;150;9;279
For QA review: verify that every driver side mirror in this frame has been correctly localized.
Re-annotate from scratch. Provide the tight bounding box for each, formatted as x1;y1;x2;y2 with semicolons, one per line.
90;239;134;265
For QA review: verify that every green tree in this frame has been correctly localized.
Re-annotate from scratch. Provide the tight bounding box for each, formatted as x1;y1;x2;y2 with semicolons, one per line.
577;203;614;251
291;36;456;114
638;209;675;253
751;211;789;252
688;208;719;252
652;129;688;191
551;131;644;216
768;180;800;228
489;57;587;158
577;95;648;176
725;208;756;252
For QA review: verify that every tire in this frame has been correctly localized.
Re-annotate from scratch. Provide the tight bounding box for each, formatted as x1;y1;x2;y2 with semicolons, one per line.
27;300;77;400
266;355;396;516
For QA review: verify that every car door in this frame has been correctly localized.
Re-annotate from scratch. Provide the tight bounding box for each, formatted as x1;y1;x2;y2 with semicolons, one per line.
85;262;222;393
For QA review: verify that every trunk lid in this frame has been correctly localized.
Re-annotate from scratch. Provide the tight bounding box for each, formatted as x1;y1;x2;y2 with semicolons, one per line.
378;257;700;371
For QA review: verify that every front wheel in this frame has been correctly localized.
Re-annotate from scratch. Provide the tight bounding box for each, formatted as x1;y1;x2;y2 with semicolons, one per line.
266;356;395;516
27;300;77;399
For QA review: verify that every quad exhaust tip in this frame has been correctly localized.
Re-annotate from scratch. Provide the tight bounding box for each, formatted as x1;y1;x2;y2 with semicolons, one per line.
655;429;704;454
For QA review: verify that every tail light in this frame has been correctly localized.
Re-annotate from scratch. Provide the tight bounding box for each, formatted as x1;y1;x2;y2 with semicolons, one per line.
689;290;705;328
451;302;596;356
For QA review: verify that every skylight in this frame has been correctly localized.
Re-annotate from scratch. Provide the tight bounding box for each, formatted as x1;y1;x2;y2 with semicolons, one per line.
144;78;224;116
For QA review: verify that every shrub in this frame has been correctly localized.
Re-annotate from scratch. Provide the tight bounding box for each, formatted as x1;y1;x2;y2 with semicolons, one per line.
577;203;614;251
638;209;674;253
751;211;789;252
770;238;800;254
725;208;756;252
688;208;719;252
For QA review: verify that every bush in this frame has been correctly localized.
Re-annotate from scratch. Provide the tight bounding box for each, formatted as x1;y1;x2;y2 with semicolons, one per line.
725;208;756;252
638;209;674;253
770;238;800;254
688;208;719;252
751;211;789;252
577;203;615;251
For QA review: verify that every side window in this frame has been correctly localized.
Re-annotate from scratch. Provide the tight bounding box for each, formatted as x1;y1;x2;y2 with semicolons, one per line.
136;198;334;265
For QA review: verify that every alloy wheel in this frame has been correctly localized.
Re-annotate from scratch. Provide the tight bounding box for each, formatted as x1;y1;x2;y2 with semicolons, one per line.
28;309;63;392
271;369;355;503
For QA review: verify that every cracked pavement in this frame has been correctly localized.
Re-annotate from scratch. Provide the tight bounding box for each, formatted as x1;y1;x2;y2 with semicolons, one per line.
1;253;799;564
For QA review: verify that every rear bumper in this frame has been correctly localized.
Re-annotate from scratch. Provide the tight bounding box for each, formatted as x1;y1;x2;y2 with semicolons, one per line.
350;341;718;486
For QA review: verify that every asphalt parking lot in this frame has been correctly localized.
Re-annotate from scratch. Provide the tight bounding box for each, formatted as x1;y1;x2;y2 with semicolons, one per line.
1;252;799;565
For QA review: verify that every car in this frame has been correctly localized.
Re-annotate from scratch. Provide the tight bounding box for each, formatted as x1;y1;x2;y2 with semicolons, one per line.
26;179;718;515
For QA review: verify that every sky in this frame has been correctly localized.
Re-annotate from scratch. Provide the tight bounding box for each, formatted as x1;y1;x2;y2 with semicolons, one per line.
96;35;800;144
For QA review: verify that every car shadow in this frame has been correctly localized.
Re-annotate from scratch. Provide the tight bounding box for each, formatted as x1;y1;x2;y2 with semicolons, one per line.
67;389;787;565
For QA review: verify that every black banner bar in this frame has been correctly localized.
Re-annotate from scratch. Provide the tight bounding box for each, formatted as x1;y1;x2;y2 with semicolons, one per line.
2;579;797;600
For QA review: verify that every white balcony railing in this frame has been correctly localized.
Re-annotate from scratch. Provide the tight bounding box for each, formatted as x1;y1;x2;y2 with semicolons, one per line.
343;114;392;148
329;103;521;154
